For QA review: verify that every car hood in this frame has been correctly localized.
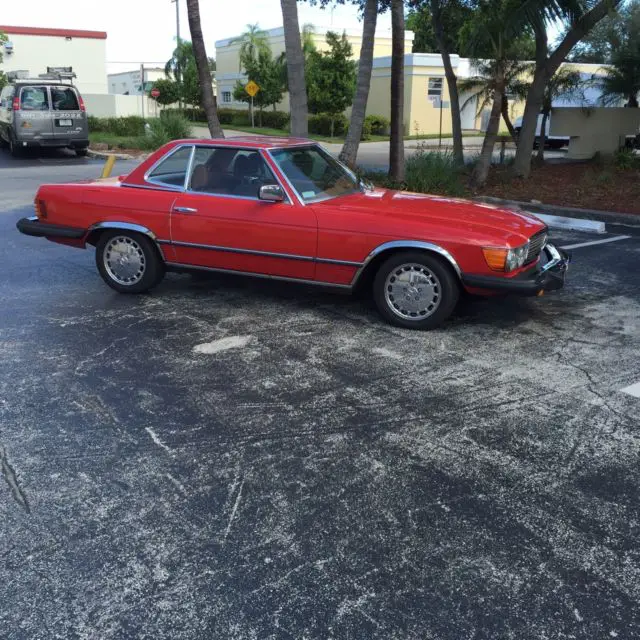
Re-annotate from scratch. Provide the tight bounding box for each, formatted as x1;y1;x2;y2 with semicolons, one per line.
315;188;546;244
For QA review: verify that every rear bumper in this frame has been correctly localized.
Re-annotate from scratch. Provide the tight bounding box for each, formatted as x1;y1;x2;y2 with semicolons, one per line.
16;216;86;239
462;244;570;296
15;138;89;149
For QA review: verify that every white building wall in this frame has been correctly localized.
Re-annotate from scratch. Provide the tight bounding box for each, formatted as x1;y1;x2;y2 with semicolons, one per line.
0;28;108;94
108;68;165;95
83;94;162;118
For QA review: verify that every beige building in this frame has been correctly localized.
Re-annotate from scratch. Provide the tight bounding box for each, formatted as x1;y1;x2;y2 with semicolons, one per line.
0;25;108;94
215;26;414;112
215;25;609;136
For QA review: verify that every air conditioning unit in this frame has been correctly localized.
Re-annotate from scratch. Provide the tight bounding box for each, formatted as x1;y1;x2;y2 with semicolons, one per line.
4;41;14;55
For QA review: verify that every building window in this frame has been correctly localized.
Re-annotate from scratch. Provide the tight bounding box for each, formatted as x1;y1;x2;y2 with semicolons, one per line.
428;78;443;98
222;91;232;103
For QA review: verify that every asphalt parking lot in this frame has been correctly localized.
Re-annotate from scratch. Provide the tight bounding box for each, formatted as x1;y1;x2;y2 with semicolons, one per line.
1;149;640;639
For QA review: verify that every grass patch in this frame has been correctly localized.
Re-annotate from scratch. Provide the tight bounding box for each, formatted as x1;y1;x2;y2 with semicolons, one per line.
89;132;158;152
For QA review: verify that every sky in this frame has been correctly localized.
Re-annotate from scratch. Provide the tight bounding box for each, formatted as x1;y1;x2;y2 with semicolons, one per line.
3;0;393;74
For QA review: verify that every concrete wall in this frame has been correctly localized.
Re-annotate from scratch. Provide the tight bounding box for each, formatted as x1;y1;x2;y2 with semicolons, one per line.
83;94;162;119
0;29;108;94
551;107;640;159
108;68;165;96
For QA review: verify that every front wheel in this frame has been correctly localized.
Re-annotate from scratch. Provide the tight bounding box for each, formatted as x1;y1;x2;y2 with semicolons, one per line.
95;231;165;294
373;251;460;330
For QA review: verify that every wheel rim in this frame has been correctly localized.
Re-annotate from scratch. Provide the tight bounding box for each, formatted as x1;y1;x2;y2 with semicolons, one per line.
384;263;442;321
103;236;146;285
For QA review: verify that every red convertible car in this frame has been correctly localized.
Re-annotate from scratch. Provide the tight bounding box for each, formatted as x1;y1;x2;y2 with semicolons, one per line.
17;137;569;329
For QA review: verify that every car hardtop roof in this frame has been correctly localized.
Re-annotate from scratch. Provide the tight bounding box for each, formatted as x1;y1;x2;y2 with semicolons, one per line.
181;136;317;150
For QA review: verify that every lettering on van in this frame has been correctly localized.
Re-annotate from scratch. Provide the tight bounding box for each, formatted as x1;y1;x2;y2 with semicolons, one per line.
18;112;85;120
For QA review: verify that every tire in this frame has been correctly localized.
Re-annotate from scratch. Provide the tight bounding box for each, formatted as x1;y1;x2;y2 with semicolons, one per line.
372;251;460;330
9;132;21;157
95;230;165;294
75;147;88;157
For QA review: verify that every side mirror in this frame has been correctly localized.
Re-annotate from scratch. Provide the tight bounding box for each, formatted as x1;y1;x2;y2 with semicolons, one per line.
259;184;285;202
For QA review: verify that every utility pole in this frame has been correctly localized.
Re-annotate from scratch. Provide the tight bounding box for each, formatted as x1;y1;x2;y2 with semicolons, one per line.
172;0;182;109
140;63;145;119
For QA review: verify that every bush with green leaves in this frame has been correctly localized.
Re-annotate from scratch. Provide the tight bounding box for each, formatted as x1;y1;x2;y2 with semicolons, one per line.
87;116;146;136
615;148;640;170
158;111;192;139
308;113;349;137
260;110;290;129
364;115;390;136
403;149;466;196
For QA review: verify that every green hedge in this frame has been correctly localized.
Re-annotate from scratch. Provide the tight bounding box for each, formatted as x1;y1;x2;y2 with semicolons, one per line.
364;114;390;136
308;113;349;137
87;115;146;136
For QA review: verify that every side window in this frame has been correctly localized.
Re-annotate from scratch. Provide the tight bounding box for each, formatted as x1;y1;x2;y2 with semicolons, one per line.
188;147;278;198
51;87;80;111
0;86;11;108
147;145;193;188
20;86;50;111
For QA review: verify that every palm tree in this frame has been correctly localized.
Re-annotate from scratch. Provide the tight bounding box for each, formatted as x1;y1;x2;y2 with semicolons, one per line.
185;0;223;137
340;0;379;168
458;59;532;142
280;0;309;137
389;0;405;182
537;67;584;159
232;24;271;70
597;44;640;108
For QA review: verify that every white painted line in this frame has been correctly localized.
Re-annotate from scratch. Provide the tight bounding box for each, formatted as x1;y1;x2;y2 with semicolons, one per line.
560;235;632;250
533;212;606;234
621;382;640;398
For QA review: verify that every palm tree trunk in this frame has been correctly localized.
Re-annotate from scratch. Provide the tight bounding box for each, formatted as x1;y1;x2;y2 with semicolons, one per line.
500;95;517;141
537;110;549;161
389;0;405;183
185;0;223;138
280;0;308;137
430;0;464;166
339;0;378;168
472;87;503;187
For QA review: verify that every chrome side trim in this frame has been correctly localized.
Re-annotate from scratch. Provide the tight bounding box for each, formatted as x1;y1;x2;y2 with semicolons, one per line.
183;144;196;190
350;240;463;286
87;221;158;240
166;239;364;267
166;262;353;290
122;183;183;193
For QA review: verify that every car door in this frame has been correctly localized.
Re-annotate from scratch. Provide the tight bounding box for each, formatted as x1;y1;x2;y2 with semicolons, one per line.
49;85;87;143
169;145;318;280
15;85;54;145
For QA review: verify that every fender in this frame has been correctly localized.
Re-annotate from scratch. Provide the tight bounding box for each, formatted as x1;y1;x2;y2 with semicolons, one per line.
351;240;462;287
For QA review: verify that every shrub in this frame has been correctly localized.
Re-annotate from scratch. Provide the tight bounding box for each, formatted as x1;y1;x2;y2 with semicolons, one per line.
360;118;372;141
146;119;171;149
403;150;465;196
364;114;390;136
614;148;639;170
308;113;349;137
158;111;192;139
87;116;146;136
259;110;290;130
231;111;251;126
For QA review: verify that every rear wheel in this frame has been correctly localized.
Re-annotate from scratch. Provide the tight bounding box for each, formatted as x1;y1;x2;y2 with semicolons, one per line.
75;147;88;157
9;132;21;157
95;230;165;294
373;251;460;330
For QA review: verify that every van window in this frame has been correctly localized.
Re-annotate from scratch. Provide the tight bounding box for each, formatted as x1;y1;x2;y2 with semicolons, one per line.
20;86;50;111
51;87;80;111
0;85;14;108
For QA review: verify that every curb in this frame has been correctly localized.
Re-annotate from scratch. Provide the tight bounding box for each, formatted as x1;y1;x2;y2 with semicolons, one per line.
475;196;640;229
87;149;148;161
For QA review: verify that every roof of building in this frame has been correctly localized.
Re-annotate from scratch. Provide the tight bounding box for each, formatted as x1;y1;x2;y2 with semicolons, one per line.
0;25;107;40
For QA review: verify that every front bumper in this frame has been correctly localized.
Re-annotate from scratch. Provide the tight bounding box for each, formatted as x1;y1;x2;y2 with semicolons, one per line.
16;216;86;240
462;244;570;296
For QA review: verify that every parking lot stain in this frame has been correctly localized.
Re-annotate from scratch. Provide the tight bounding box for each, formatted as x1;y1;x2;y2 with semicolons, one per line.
0;446;30;514
193;335;253;354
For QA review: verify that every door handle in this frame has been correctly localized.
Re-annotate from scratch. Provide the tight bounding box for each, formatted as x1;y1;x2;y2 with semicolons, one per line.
173;206;198;214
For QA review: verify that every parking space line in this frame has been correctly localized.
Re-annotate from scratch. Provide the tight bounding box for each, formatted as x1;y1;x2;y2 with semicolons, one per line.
560;235;632;250
621;382;640;398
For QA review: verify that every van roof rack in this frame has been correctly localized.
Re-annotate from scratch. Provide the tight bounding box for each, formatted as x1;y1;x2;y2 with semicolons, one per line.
8;67;76;84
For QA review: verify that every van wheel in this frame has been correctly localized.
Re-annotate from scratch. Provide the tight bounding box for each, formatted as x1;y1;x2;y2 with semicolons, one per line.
9;134;21;157
76;148;88;157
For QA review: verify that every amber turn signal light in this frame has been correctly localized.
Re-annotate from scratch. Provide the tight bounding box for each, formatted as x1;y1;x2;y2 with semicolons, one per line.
482;247;507;271
34;199;48;219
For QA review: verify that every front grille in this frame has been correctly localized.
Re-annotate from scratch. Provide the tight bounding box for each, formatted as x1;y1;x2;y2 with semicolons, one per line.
525;229;547;265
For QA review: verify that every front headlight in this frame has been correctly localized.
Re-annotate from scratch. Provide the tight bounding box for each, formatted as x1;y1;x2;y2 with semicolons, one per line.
482;242;529;272
505;243;529;271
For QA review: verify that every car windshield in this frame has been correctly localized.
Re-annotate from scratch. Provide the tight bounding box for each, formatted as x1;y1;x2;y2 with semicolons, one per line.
270;145;360;203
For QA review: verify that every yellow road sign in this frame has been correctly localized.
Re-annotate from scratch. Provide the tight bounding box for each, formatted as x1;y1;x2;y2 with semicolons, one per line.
245;80;260;97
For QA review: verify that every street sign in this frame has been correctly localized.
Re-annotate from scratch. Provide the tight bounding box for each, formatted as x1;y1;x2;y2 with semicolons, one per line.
151;88;161;99
245;80;260;98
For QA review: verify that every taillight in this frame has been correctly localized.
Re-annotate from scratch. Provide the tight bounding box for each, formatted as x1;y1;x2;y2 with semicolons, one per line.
12;96;20;111
35;199;48;219
78;95;86;112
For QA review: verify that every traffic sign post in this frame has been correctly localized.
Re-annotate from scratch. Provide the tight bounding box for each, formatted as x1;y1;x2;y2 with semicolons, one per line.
245;81;260;128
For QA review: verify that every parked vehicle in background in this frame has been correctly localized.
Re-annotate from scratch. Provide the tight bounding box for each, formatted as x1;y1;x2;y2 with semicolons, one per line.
514;114;569;149
16;137;570;330
0;71;89;157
